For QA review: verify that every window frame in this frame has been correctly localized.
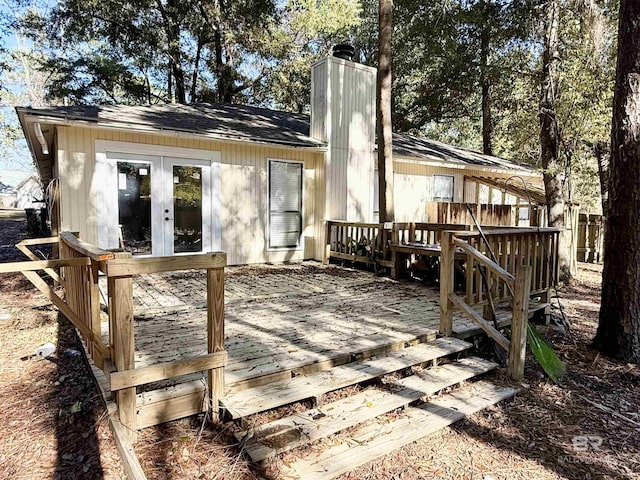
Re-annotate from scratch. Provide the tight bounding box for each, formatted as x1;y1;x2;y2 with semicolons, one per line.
433;174;455;202
267;158;304;251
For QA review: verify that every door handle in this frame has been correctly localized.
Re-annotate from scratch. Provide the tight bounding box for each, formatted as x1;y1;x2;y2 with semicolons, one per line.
164;217;173;221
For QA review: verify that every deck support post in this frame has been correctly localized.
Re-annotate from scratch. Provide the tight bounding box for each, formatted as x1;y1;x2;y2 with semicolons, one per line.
108;252;137;441
207;264;226;422
509;263;531;381
439;231;455;336
323;221;331;265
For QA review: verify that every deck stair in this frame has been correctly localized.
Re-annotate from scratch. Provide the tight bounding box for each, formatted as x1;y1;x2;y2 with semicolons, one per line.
228;337;518;479
221;336;471;419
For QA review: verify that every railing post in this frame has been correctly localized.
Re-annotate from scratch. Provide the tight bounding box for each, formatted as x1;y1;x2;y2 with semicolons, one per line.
207;262;226;422
509;263;531;381
323;221;331;265
108;252;136;440
439;231;455;336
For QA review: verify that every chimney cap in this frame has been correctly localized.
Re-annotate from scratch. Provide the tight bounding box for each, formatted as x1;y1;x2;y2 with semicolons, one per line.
332;43;355;62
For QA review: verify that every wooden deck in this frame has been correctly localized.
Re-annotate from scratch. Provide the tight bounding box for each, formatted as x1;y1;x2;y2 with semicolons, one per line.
99;262;478;398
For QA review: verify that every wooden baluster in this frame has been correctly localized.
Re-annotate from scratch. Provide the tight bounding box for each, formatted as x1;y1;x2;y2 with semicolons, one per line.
89;260;103;369
465;236;474;304
509;264;531;381
440;231;455;336
207;265;225;422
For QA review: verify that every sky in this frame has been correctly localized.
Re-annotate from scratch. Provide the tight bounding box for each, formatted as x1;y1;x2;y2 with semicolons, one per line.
0;1;47;172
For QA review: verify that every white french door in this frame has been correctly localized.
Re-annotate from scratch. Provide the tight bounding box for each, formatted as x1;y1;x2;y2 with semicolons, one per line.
114;154;211;256
160;157;211;256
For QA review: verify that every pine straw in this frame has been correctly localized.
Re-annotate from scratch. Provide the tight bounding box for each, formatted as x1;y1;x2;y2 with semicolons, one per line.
0;275;125;480
0;212;124;480
2;212;637;480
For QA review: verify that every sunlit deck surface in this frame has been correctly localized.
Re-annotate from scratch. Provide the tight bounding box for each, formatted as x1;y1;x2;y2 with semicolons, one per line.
101;262;473;395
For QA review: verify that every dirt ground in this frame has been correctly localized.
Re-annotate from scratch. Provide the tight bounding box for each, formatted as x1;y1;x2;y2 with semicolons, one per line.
0;209;638;480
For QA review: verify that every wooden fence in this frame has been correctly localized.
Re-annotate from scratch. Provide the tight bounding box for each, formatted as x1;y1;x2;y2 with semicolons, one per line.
425;202;522;226
439;229;558;381
577;213;604;263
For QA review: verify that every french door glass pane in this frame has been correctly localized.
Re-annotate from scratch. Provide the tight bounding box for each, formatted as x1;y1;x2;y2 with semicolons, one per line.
173;166;203;253
117;161;152;255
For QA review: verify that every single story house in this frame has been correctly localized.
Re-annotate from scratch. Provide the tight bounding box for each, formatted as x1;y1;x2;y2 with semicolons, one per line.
17;52;541;265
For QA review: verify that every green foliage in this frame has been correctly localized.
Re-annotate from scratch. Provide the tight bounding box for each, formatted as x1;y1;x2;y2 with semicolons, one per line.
254;0;363;112
527;322;566;383
364;0;617;212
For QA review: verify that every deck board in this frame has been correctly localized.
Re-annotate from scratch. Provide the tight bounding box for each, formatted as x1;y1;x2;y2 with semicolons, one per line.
98;263;478;394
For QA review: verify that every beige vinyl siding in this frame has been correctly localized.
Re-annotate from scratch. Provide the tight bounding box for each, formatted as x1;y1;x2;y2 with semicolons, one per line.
392;160;541;222
311;56;376;222
56;125;325;266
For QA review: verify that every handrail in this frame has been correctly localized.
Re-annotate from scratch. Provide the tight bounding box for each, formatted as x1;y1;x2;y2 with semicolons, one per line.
452;227;562;237
59;231;115;262
105;252;227;277
326;220;383;228
441;229;534;381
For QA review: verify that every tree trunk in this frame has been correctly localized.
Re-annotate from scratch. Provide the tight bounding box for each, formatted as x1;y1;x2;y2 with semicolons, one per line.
377;0;394;222
594;0;640;364
480;8;493;156
539;0;571;281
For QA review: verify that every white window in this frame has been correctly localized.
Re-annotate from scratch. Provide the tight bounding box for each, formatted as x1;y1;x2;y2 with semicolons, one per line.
433;175;454;202
269;160;303;248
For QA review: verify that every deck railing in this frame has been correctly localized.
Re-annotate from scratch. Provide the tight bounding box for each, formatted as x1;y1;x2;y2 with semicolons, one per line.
440;227;561;381
59;232;115;369
102;251;227;438
451;228;560;306
325;221;392;267
55;234;229;438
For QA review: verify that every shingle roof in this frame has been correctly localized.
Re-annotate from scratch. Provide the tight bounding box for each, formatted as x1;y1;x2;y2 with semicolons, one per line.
392;133;532;171
19;103;325;149
19;102;532;171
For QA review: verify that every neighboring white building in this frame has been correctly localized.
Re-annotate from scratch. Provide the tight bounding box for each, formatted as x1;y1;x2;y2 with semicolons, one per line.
16;51;540;265
15;175;44;209
0;170;43;209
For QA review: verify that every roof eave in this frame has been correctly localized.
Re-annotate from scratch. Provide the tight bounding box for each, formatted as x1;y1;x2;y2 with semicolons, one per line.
15;108;53;184
392;153;538;176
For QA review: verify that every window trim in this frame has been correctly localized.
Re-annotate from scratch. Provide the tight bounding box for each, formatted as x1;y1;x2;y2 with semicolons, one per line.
266;158;304;251
433;174;455;202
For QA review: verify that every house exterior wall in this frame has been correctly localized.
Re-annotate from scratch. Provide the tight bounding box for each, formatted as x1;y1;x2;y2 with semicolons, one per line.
55;125;326;265
392;160;541;222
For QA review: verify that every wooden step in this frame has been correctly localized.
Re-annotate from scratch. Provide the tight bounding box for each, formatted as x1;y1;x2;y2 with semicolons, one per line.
237;356;497;462
280;380;518;480
453;301;550;338
220;337;471;419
